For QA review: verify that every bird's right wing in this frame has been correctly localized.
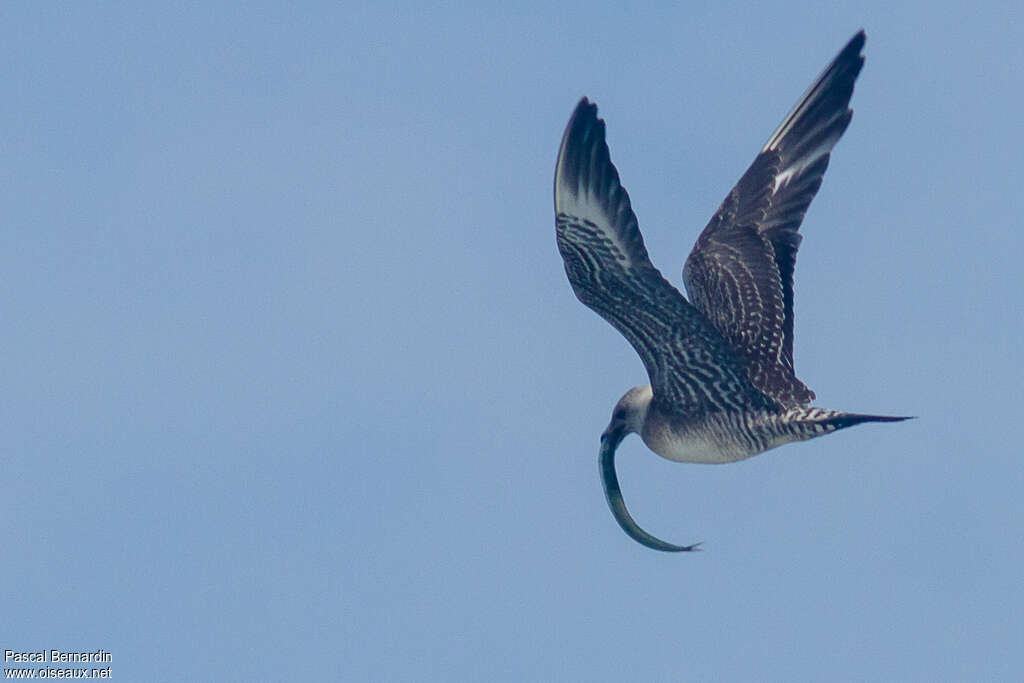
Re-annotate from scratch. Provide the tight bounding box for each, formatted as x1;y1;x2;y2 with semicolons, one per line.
555;99;769;416
682;31;866;406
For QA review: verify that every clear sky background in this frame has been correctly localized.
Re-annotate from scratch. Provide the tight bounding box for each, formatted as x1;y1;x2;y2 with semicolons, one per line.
2;2;1022;681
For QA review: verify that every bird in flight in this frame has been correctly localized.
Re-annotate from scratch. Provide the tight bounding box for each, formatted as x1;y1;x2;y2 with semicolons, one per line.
554;31;910;552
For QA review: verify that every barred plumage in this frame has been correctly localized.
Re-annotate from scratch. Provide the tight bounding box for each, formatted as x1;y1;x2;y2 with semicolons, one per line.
555;31;912;552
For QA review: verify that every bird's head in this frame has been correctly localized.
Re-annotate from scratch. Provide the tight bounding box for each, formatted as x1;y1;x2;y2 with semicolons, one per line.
601;384;653;446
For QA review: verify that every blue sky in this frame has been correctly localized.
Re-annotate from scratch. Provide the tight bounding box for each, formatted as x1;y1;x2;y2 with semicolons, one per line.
2;2;1022;681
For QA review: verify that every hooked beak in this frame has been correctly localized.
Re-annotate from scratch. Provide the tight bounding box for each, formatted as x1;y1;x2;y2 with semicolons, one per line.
600;424;624;447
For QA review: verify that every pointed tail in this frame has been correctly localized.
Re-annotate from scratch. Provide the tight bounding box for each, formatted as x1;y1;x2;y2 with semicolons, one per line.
820;412;915;430
780;408;914;442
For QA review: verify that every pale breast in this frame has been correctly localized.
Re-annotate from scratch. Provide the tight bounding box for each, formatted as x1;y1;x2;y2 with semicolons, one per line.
641;409;804;464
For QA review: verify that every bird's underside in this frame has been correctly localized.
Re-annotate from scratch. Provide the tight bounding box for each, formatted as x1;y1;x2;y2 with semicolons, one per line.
554;31;912;552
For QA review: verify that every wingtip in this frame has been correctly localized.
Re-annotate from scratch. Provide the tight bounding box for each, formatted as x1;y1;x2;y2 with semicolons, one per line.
845;30;866;56
556;97;609;206
761;30;867;156
568;97;601;140
837;30;868;76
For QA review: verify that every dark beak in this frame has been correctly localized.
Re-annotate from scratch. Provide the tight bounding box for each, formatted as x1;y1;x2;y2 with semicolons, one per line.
600;427;620;446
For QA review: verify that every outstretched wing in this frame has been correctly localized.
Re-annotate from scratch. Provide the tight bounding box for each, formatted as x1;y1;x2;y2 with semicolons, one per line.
683;31;866;406
555;98;770;416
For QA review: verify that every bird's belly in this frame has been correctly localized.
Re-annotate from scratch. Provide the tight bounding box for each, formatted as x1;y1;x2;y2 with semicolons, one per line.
638;411;815;464
643;431;758;464
641;415;796;464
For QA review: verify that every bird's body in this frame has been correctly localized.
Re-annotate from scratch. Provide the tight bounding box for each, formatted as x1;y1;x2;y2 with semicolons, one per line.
642;403;839;466
554;31;911;552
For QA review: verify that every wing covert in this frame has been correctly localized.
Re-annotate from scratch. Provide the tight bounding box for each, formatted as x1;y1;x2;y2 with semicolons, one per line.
683;31;866;405
555;99;770;416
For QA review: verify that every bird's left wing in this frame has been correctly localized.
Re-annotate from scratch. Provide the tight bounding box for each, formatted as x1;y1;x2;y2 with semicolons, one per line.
555;99;768;416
